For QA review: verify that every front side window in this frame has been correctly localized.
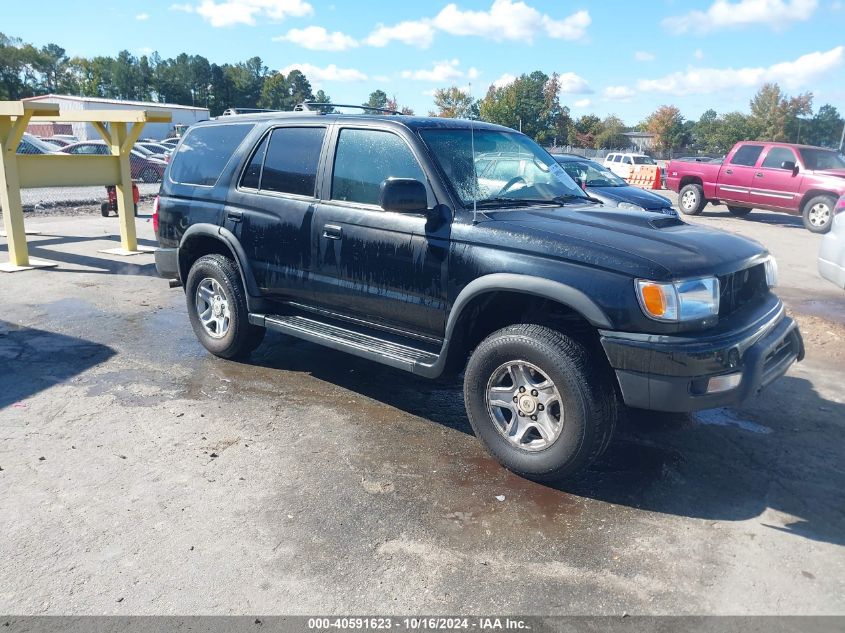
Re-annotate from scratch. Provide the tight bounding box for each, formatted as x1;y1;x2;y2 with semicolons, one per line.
624;156;634;164
420;128;587;206
730;144;764;167
332;128;426;206
632;156;655;165
169;123;253;186
761;147;797;169
261;127;325;196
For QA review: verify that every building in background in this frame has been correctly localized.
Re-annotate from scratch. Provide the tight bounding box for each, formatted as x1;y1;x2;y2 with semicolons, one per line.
622;131;656;153
23;94;209;141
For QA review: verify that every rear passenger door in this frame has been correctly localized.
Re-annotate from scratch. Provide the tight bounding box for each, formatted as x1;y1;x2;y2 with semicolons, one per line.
227;125;328;301
717;144;764;203
310;126;449;338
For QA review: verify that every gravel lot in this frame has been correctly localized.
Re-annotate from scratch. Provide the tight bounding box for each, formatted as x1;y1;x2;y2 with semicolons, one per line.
1;194;843;615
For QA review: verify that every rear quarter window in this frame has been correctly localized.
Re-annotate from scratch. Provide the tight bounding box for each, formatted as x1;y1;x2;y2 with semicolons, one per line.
169;123;254;186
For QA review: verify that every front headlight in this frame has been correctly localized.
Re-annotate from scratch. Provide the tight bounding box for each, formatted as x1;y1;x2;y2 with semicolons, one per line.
764;256;778;288
617;201;646;211
636;276;720;322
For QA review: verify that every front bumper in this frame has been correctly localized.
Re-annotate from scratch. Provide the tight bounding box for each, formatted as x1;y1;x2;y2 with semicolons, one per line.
600;297;804;412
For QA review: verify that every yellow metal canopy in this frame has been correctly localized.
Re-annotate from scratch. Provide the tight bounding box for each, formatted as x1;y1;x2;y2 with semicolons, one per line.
0;100;172;271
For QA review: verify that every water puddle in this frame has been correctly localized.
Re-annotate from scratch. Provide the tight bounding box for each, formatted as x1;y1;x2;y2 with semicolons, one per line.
693;408;772;434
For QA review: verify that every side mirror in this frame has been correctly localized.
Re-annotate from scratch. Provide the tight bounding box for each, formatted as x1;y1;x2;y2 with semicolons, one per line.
379;178;427;214
781;160;797;172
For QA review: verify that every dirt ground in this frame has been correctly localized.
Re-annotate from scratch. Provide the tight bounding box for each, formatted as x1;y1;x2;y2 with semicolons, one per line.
1;197;844;615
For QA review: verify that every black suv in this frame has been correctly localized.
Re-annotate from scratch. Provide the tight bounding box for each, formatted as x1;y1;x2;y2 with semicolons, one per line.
154;109;804;481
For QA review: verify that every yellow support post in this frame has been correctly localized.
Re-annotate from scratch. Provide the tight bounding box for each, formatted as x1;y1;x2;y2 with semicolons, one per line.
97;121;153;256
0;103;58;271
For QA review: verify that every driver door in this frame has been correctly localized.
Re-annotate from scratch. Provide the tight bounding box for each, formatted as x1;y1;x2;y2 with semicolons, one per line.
310;127;449;338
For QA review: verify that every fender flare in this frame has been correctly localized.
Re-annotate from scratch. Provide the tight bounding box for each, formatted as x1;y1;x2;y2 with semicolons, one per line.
178;224;261;297
444;273;613;339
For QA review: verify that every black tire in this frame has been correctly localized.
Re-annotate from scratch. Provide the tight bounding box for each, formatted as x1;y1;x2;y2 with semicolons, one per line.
463;324;617;482
185;254;265;359
802;194;836;234
727;205;752;217
678;183;706;215
141;167;160;183
100;202;111;217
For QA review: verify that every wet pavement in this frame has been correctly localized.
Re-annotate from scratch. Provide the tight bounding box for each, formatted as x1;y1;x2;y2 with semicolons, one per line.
1;205;844;614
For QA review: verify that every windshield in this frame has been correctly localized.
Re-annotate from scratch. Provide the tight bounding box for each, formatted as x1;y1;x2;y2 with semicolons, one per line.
632;156;656;165
419;128;587;206
19;134;57;154
799;148;845;170
556;158;628;187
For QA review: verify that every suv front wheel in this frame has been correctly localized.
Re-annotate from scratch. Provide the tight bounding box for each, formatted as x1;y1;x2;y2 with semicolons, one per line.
463;324;617;481
186;254;265;359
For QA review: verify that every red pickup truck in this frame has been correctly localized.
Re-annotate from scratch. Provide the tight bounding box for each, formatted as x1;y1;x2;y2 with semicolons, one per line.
666;141;845;233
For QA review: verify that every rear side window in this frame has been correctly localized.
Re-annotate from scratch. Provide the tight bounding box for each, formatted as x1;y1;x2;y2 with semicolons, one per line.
240;134;269;189
331;129;426;206
613;155;622;162
261;127;326;196
730;144;764;167
761;147;797;169
169;124;253;186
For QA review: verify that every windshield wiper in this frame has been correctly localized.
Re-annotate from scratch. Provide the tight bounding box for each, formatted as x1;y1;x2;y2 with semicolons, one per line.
472;197;551;208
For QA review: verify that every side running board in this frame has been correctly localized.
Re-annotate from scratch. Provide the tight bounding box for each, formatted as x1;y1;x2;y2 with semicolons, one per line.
249;313;443;376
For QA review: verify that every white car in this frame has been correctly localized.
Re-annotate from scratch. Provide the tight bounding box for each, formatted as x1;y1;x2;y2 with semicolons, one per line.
604;152;657;179
818;194;845;289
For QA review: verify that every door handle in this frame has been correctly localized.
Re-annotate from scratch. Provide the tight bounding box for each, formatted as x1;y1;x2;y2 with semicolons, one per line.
226;210;243;222
755;172;764;178
725;169;733;175
322;224;342;240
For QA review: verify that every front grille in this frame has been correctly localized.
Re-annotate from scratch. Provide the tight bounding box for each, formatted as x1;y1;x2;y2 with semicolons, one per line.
718;264;768;318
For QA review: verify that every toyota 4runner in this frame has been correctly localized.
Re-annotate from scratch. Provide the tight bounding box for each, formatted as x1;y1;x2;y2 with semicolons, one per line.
154;106;804;481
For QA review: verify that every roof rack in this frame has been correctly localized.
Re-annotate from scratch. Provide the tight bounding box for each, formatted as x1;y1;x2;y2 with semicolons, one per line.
294;102;403;116
221;107;279;116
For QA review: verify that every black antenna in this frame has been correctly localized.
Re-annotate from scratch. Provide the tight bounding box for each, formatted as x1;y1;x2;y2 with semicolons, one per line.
469;83;478;225
295;102;403;116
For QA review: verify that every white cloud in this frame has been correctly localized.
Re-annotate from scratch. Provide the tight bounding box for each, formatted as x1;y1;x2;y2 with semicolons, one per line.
492;73;516;88
401;59;464;82
603;86;636;101
136;12;150;20
637;45;843;95
694;49;705;60
275;26;357;50
634;50;655;61
467;67;480;80
176;0;313;27
137;47;155;56
558;72;592;94
663;0;818;34
542;10;591;40
365;20;435;48
279;63;367;83
433;0;589;43
573;98;591;108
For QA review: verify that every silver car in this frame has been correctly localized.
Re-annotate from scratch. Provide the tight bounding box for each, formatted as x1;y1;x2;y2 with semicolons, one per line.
818;194;845;289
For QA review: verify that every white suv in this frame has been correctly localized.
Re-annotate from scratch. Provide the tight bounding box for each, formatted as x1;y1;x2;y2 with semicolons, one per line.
604;152;657;179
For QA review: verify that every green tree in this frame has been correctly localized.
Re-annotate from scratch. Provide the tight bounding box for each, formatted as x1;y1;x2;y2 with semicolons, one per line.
479;71;566;143
594;115;625;149
569;114;602;148
749;83;813;141
258;72;289;109
806;104;843;147
432;86;474;118
364;89;388;110
645;105;685;155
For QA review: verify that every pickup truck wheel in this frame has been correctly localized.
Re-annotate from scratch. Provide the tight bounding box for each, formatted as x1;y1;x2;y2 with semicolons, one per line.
802;195;835;234
727;205;752;217
678;183;706;215
464;324;617;482
185;254;265;359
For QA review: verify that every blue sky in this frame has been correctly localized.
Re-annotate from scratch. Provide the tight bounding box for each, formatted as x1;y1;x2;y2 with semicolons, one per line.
4;0;844;122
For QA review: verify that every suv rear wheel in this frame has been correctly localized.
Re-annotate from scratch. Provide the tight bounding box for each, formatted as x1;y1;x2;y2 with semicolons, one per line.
463;324;617;481
185;254;265;358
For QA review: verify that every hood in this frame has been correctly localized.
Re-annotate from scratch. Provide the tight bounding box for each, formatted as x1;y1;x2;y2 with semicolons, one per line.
588;184;672;210
473;205;766;280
